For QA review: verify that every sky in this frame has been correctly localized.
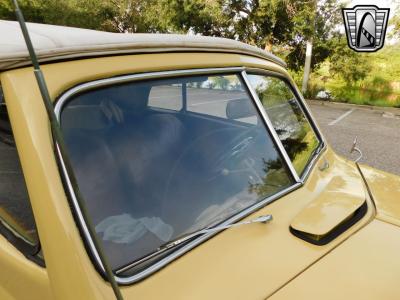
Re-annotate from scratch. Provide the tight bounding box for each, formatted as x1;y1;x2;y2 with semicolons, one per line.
349;0;399;14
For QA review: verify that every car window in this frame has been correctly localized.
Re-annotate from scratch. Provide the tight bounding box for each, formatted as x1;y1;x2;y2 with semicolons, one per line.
186;75;258;124
60;73;295;273
247;74;320;176
148;83;182;111
0;87;39;248
187;75;243;116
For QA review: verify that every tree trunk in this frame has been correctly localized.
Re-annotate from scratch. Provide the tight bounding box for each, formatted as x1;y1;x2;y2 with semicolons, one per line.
264;38;273;52
301;38;313;94
302;0;317;95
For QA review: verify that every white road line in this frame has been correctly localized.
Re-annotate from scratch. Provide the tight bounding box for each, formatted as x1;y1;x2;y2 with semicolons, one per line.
328;109;355;126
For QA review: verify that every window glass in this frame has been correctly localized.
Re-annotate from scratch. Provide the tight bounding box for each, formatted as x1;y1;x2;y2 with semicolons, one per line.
187;75;245;116
247;74;320;175
60;74;294;273
148;83;182;111
0;89;38;247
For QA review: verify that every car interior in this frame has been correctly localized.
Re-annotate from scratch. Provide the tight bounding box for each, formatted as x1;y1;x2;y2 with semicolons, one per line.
0;87;39;250
60;76;293;271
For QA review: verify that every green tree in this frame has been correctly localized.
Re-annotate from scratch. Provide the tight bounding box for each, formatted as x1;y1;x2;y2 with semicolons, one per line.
329;36;372;86
0;0;44;22
99;0;165;33
390;4;400;39
0;0;346;77
285;0;345;71
0;0;113;30
155;0;232;36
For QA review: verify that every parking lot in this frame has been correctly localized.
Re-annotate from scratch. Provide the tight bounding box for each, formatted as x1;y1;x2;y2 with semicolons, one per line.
151;85;400;175
308;101;400;176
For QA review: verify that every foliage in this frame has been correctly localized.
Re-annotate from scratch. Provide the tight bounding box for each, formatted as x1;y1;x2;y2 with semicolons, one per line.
100;0;171;33
285;0;344;71
216;0;343;71
154;0;232;36
389;4;400;40
248;158;291;197
209;76;230;89
328;36;372;86
1;0;399;107
310;44;400;107
0;0;344;71
287;68;303;88
326;83;400;108
0;0;113;30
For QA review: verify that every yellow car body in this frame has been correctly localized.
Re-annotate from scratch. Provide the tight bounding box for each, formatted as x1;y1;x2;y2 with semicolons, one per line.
0;21;400;300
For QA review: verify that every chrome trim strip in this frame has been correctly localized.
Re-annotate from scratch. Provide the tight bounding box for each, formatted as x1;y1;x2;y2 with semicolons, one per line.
54;67;244;115
54;67;302;284
117;215;273;274
243;68;327;183
116;183;301;284
283;74;327;182
241;71;301;183
299;143;327;183
55;144;105;271
0;217;35;246
244;68;326;144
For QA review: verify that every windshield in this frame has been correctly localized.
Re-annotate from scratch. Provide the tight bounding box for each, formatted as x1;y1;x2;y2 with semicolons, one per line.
59;73;295;273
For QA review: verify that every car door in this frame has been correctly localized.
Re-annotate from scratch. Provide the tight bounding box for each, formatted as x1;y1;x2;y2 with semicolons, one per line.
0;53;376;299
0;84;52;300
53;62;374;298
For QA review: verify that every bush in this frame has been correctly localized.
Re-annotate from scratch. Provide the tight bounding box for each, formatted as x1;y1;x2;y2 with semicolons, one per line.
303;80;324;99
360;76;393;102
288;69;303;88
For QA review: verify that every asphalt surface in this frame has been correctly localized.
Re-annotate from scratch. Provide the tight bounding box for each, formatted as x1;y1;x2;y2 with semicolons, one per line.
307;101;400;176
151;86;400;175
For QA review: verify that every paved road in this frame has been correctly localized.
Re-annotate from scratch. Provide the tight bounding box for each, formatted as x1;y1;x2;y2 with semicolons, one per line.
307;101;400;176
151;86;400;175
121;84;400;175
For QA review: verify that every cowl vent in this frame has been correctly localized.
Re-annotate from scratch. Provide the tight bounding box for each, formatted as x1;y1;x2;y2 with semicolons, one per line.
290;189;367;245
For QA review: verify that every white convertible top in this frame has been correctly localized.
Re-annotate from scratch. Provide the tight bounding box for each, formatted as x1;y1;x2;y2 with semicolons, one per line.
0;20;286;71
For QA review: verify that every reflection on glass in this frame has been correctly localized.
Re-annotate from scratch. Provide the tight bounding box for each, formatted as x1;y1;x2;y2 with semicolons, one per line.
0;103;38;246
247;74;320;175
60;74;294;272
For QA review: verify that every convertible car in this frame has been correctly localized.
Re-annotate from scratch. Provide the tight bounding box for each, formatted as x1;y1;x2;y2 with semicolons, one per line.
0;20;400;299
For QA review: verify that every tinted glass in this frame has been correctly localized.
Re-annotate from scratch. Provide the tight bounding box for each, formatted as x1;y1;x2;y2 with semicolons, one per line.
60;74;294;271
247;75;320;175
186;75;258;124
0;97;38;246
148;83;182;111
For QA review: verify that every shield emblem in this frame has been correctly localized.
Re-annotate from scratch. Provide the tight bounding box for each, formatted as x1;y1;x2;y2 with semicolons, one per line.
342;5;390;52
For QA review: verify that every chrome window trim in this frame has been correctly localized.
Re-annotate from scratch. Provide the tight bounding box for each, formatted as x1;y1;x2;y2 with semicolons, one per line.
54;67;244;114
55;144;104;270
243;68;327;182
54;67;313;284
288;78;327;182
241;71;300;182
0;217;36;246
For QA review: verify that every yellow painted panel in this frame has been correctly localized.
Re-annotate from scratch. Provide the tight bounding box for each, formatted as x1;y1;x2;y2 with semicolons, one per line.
0;235;52;299
359;164;400;226
6;52;287;103
1;70;114;300
269;220;400;300
120;150;375;300
0;53;376;299
290;179;365;236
